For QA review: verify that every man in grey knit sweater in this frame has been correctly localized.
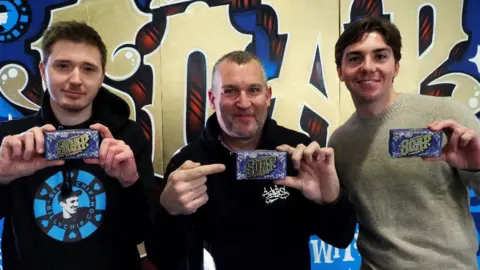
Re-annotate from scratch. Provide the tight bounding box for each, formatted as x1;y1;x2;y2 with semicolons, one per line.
328;17;480;269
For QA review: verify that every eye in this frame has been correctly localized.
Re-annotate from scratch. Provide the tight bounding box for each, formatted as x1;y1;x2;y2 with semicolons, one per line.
249;87;260;93
376;54;387;61
56;63;70;69
223;88;237;95
348;56;360;63
83;66;95;72
54;62;74;73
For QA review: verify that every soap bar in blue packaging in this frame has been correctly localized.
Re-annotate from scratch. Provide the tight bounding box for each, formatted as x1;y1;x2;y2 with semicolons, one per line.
236;150;287;180
389;128;443;158
44;129;100;160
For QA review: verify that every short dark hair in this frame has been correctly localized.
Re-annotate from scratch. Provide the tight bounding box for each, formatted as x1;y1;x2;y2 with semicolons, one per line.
41;21;107;71
211;50;267;89
335;17;402;67
58;190;82;202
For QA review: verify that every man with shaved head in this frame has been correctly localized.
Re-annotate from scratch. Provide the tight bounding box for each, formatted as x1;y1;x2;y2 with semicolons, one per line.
145;50;356;270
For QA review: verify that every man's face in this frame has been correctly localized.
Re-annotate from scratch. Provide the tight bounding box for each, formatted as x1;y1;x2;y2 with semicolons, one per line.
61;196;79;216
208;60;272;139
40;40;104;113
0;12;8;25
337;31;399;105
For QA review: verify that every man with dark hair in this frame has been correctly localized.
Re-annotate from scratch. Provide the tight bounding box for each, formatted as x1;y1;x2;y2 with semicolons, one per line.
58;189;81;220
52;189;91;228
329;16;480;269
334;16;402;68
0;20;155;269
145;50;356;270
41;20;108;71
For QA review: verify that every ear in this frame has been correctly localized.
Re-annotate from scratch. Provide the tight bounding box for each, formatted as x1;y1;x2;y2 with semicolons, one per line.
337;66;344;82
393;61;400;78
39;61;46;82
266;86;272;107
208;89;216;111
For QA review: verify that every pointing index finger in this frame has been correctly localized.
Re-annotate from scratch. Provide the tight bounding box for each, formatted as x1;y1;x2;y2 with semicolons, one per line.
182;164;226;181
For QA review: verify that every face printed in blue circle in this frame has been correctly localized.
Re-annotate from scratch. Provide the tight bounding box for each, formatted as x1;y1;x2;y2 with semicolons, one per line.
34;170;107;242
58;189;81;220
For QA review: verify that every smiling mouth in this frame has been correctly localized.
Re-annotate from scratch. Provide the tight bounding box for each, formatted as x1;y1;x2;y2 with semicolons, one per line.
357;80;380;84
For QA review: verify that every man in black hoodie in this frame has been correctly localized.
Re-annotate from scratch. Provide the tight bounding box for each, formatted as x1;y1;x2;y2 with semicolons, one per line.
145;50;357;270
0;21;155;269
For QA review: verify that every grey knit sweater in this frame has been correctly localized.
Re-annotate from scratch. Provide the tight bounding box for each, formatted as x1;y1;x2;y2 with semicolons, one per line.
328;93;480;270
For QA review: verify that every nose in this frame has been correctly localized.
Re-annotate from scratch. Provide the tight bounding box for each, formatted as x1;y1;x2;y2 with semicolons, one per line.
361;56;376;73
236;90;251;109
69;68;82;85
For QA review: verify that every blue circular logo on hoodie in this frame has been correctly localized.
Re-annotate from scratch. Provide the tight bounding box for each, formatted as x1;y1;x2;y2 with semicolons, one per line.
33;170;106;242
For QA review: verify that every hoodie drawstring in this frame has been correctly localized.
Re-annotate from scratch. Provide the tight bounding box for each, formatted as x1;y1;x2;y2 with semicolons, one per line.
56;125;73;197
61;161;73;197
61;162;72;198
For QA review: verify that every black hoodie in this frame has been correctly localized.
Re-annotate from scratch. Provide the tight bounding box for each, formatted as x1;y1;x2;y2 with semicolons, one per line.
0;88;155;270
145;113;357;270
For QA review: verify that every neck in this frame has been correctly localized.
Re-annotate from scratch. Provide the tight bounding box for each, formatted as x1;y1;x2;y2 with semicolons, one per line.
220;132;262;151
50;98;92;126
354;89;398;118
